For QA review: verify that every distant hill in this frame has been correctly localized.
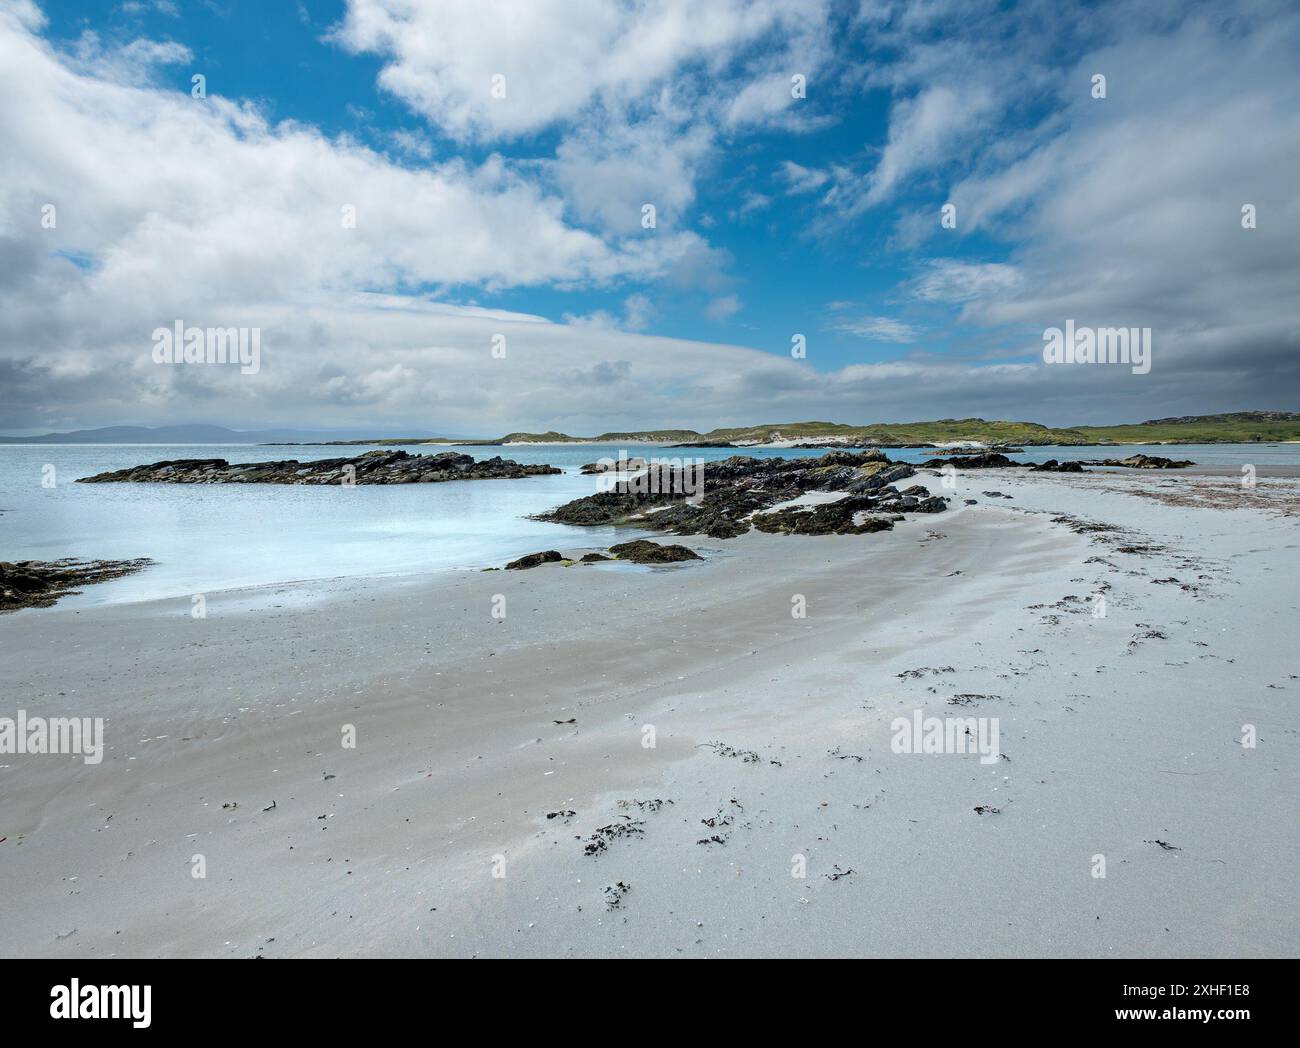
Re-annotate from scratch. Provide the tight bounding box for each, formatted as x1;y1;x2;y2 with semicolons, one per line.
1141;411;1300;424
593;429;705;443
701;419;1090;445
0;424;423;444
1069;412;1300;444
497;430;579;443
487;414;1300;446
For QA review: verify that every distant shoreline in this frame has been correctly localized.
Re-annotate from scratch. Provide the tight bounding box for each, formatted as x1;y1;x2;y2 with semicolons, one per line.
257;437;1299;449
0;437;1296;449
4;411;1298;446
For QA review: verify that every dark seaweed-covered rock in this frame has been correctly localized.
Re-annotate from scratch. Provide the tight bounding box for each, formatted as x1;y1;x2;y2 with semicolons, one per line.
78;449;561;485
923;446;1024;456
1096;454;1193;469
751;497;895;536
539;489;661;526
537;450;936;539
608;540;702;563
1;558;153;612
1030;458;1085;472
579;458;647;474
924;453;1019;469
636;488;774;538
504;550;563;570
579;552;611;563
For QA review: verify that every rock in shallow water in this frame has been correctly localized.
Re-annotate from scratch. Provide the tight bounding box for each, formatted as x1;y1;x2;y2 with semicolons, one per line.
608;540;702;563
1095;454;1193;469
504;550;564;570
77;449;561;485
579;458;647;474
924;453;1020;469
1;558;153;612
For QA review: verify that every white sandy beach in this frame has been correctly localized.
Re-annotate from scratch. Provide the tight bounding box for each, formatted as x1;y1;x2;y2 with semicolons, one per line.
1;466;1297;958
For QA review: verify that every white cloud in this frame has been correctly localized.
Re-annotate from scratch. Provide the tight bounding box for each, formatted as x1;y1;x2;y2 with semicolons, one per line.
550;107;713;235
705;294;742;322
562;293;654;332
777;159;829;195
0;15;705;306
912;261;1023;303
332;0;832;142
0;7;752;431
68;31;191;85
856;84;996;210
333;0;837;240
120;0;179;17
386;128;433;160
827;315;918;342
622;293;654;332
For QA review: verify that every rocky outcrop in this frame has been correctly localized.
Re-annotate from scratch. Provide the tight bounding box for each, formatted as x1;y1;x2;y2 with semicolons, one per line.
930;452;1193;473
537;449;944;539
1095;454;1193;469
579;458;648;474
1;558;152;612
608;540;702;563
78;449;561;485
924;446;1024;456
751;499;897;536
504;550;564;570
924;453;1019;469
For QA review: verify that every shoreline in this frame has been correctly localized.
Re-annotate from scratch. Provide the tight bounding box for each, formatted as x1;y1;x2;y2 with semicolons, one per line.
6;459;1300;615
2;467;1298;957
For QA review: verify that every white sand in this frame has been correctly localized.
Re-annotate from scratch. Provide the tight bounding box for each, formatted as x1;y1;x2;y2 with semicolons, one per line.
1;468;1297;957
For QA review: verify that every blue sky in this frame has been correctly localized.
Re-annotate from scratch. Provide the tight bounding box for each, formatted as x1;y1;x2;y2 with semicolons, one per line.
2;0;1297;435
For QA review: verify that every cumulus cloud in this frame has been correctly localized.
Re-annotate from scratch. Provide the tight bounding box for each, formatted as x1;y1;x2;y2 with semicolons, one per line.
333;0;836;239
332;0;831;141
0;6;739;431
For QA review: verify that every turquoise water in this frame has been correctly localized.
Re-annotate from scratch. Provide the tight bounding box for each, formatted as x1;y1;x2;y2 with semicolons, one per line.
1;441;1295;606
